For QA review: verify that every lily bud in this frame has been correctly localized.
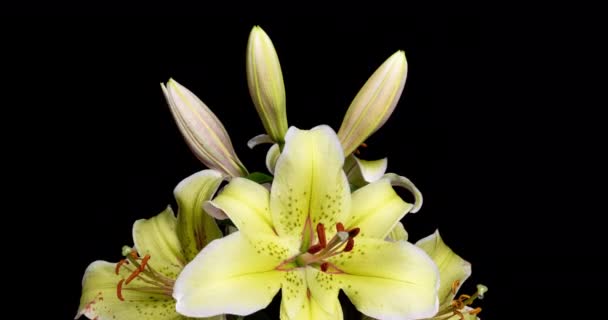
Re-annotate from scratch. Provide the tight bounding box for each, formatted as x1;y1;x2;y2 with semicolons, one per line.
161;79;248;177
246;26;288;143
338;51;408;155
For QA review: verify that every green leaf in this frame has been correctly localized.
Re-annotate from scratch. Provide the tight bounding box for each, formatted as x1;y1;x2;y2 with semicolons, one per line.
244;172;274;184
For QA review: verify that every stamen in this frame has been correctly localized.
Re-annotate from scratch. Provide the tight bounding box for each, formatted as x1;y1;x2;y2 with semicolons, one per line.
348;227;360;238
360;142;368;148
115;259;128;275
140;254;151;270
336;222;345;232
129;249;138;259
458;294;471;302
320;262;329;272
343;238;355;252
468;307;482;315
451;279;461;295
316;223;327;248
116;279;125;301
125;268;143;285
307;244;323;254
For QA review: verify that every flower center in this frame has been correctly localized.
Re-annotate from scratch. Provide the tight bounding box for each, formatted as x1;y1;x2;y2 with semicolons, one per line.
114;246;174;301
433;282;488;319
293;222;360;273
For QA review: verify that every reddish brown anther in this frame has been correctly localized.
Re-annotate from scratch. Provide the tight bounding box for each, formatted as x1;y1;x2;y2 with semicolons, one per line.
320;262;329;272
344;238;355;252
348;227;360;238
316;223;327;247
116;279;125;301
336;222;345;232
307;244;323;254
115;259;128;275
140;254;151;270
125;268;142;285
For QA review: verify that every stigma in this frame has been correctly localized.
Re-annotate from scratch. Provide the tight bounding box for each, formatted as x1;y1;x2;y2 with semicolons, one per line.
293;222;361;273
114;247;175;301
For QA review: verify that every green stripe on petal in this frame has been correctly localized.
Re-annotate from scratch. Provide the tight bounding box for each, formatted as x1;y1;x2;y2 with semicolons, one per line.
174;169;224;261
346;179;412;239
271;126;351;237
174;232;283;318
331;238;439;320
416;230;472;306
132;207;185;279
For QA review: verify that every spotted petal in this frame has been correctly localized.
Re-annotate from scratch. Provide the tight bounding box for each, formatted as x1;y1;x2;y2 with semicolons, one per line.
271;126;351;237
331;237;439;320
346;179;413;239
416;230;472;305
173;232;284;317
280;270;344;320
132;206;185;278
75;261;190;320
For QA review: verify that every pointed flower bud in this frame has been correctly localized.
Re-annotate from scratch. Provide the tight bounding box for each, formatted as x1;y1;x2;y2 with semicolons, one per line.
246;26;288;143
338;51;408;155
161;79;248;177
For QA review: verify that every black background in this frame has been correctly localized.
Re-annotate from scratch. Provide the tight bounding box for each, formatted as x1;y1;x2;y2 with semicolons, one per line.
5;15;585;319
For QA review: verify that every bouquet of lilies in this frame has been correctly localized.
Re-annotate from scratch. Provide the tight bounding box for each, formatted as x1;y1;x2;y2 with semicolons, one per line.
76;26;487;320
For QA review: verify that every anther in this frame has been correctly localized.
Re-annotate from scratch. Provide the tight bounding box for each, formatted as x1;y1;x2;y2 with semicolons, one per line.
321;262;329;272
316;223;327;248
115;259;128;275
360;142;368;148
116;279;125;301
336;223;345;232
125;268;142;285
468;307;482;315
348;227;360;238
451;279;461;295
140;254;151;271
344;238;355;252
307;244;323;254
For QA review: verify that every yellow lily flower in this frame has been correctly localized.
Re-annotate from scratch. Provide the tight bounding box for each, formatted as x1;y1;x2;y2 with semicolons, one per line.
76;170;225;320
173;126;439;320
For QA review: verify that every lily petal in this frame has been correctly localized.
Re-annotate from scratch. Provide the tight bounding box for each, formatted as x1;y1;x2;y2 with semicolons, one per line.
247;26;288;142
383;173;423;213
338;51;408;156
416;230;472;305
132;207;185;278
386;222;408;242
75;261;187;320
161;79;248;177
280;270;343;320
306;267;342;316
331;238;439;320
174;232;283;317
174;170;224;261
206;177;274;238
271;126;351;237
344;155;388;190
346;179;413;239
266;143;281;174
247;133;274;149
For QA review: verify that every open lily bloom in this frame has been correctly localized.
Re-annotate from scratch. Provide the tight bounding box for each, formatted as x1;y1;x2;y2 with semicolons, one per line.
415;231;487;320
174;126;439;320
76;170;225;320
